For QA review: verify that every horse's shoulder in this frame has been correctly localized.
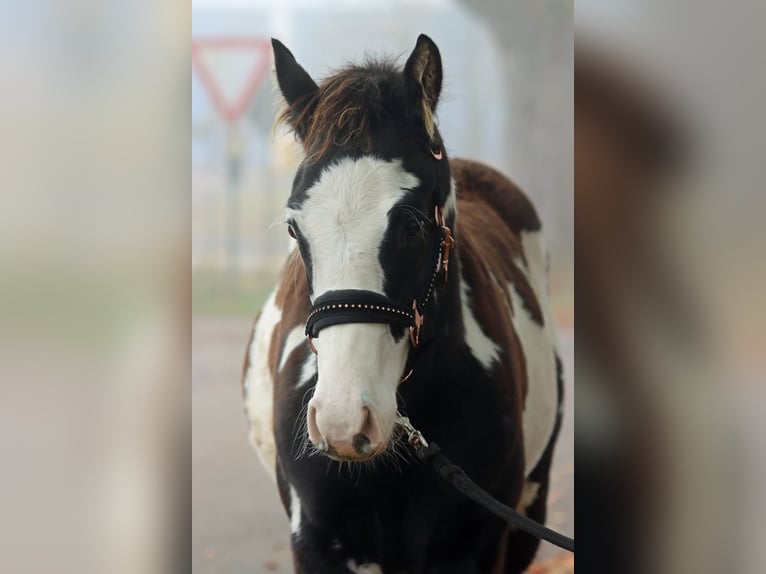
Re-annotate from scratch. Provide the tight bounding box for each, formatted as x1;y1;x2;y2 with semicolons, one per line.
451;160;559;476
451;158;541;235
242;250;312;478
256;250;312;377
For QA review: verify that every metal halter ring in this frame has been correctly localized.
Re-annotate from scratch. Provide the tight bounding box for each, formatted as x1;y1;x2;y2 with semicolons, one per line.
394;414;429;449
409;300;424;347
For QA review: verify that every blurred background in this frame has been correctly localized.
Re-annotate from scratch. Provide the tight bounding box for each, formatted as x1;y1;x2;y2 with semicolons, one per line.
575;1;766;573
3;0;764;572
191;0;573;572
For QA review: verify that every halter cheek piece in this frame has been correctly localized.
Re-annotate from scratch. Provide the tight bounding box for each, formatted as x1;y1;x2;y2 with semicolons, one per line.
305;205;455;355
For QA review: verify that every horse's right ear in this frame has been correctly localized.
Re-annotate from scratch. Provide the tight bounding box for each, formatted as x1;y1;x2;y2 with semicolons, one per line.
272;39;318;138
404;34;443;143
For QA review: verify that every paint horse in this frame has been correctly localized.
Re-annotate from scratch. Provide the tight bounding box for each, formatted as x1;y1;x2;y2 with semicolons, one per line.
242;35;563;573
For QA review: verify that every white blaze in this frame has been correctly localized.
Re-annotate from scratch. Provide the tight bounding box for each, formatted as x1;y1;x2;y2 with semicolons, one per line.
288;156;417;296
289;157;419;446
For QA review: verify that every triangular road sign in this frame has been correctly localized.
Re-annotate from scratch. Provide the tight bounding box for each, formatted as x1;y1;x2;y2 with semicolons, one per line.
192;37;271;124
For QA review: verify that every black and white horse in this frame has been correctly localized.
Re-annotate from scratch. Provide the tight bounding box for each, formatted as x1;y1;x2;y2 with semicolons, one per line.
242;35;563;573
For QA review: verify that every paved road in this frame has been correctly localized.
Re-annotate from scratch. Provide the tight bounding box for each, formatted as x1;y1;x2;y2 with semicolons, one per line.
192;315;573;573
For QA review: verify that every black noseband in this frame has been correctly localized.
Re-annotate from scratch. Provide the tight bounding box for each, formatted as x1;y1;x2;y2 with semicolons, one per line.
305;290;414;338
304;205;455;350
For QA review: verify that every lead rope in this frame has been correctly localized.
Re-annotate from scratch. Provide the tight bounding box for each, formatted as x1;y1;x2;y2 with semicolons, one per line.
394;415;575;553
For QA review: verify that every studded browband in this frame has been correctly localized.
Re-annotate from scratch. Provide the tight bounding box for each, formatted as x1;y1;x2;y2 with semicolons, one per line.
305;205;455;353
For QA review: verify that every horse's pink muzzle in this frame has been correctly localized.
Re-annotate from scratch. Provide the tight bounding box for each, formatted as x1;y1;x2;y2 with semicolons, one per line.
307;398;383;460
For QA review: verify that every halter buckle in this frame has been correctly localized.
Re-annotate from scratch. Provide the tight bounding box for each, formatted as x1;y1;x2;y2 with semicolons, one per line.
441;226;455;283
409;300;423;347
307;335;318;355
435;206;455;283
394;414;429;449
434;205;444;227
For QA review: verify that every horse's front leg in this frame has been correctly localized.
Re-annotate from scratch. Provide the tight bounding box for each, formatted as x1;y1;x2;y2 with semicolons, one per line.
290;523;360;574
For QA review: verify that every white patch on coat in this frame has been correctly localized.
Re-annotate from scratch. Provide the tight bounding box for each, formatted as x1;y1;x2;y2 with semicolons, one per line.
297;351;317;387
346;559;383;574
444;177;458;219
512;230;560;476
518;481;540;512
460;265;499;370
278;326;306;372
287;157;418;448
289;485;302;536
243;289;281;480
518;230;551;308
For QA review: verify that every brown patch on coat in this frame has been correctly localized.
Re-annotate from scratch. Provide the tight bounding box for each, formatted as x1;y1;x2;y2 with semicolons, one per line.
275;250;309;310
452;158;542;237
267;327;282;381
455;160;545;326
241;251;312;409
454;159;546;405
458;202;529;405
268;251;313;381
269;251;314;411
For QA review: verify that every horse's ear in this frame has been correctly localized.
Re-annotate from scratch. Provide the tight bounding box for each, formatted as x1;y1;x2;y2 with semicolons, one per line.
272;38;318;138
404;34;443;141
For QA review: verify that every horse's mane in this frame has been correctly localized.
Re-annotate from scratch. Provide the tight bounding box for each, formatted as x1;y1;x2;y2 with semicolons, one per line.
277;58;402;163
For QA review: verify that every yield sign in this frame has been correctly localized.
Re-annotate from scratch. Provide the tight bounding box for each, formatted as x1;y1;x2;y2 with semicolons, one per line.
192;37;272;124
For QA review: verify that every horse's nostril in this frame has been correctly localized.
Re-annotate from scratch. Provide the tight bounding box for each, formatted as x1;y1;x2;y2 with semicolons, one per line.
352;433;372;455
360;406;380;445
307;404;322;444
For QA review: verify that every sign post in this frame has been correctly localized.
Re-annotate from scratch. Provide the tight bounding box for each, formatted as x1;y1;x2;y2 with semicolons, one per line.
192;37;271;280
225;124;244;280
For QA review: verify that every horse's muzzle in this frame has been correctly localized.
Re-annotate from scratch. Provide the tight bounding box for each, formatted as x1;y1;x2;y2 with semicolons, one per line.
307;400;383;461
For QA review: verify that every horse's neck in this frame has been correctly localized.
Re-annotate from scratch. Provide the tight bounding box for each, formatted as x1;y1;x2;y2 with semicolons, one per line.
403;252;472;422
422;249;465;374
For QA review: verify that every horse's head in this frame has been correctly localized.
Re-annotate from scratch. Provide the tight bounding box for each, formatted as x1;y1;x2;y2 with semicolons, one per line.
273;35;455;461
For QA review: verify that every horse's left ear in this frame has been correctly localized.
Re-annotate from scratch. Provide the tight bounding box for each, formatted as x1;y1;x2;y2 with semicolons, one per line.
272;38;319;139
404;34;443;141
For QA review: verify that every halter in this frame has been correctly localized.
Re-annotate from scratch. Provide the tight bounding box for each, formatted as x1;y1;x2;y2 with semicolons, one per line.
305;205;455;354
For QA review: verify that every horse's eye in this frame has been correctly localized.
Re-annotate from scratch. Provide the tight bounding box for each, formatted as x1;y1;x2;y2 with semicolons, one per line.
404;218;422;238
287;224;296;239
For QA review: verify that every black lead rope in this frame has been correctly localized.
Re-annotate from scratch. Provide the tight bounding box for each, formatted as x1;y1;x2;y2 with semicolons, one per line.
417;442;575;553
396;417;575;553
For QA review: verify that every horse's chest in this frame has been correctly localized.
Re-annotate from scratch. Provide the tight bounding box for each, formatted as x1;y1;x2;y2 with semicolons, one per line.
282;405;520;570
291;469;489;570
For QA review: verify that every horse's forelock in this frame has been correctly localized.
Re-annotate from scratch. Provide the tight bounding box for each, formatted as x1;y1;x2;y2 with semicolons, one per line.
277;59;402;163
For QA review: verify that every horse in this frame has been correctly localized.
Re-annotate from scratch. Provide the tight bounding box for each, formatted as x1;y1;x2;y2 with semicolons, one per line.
242;34;563;573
